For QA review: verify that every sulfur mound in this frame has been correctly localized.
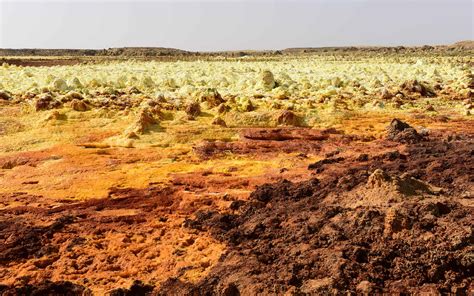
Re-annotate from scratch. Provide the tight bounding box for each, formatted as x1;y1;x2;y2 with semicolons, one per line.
51;78;69;92
259;70;276;90
127;108;158;134
69;77;83;89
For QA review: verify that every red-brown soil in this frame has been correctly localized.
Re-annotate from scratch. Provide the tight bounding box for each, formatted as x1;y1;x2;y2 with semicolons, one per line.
0;118;472;295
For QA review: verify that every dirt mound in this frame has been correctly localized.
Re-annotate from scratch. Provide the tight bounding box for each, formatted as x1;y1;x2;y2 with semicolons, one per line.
211;117;227;127
276;111;301;126
185;102;201;119
366;169;442;197
127;108;158;134
386;118;424;143
400;80;436;97
340;169;445;207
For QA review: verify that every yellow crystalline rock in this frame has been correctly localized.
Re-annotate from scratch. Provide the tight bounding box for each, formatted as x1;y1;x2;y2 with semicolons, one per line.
259;70;276;91
51;78;69;92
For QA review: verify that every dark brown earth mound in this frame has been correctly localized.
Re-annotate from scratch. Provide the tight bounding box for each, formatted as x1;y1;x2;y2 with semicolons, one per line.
386;118;424;144
177;131;473;295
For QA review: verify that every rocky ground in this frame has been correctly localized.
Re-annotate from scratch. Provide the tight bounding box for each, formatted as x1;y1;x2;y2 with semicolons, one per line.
0;51;473;295
0;116;472;295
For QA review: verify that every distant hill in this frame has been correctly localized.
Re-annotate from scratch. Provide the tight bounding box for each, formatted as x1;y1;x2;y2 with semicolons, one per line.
450;40;474;50
0;47;192;57
282;41;474;54
0;41;471;57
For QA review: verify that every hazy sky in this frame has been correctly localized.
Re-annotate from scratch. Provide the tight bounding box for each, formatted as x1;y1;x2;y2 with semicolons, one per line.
0;0;472;51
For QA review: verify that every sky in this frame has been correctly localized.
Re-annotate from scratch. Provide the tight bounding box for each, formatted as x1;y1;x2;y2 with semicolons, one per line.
0;0;472;51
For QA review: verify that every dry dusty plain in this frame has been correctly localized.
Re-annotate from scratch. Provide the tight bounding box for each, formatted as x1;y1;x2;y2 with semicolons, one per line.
0;46;473;295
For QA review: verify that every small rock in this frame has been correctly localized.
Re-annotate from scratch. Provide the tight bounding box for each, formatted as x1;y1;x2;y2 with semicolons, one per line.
65;91;84;101
425;105;435;112
185;102;201;118
367;169;391;188
276;110;300;126
395;92;405;99
380;88;393;100
0;90;11;100
211;117;227;127
259;70;276;90
356;280;377;294
52;78;69;92
127;86;141;94
384;207;409;236
124;131;140;139
241;99;255;112
34;94;61;111
222;283;240;296
299;277;334;294
44;110;67;121
70;99;88;112
200;88;225;108
217;103;230;114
